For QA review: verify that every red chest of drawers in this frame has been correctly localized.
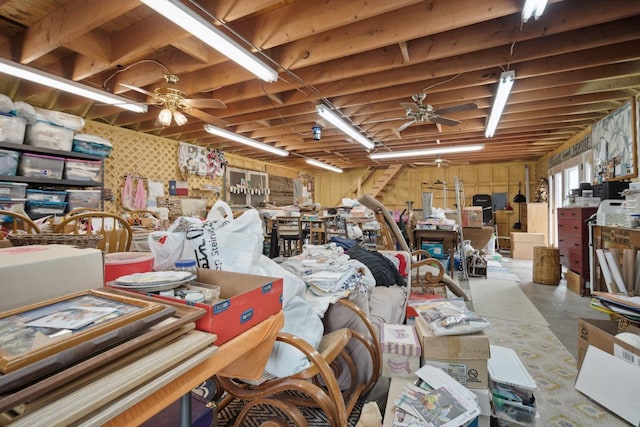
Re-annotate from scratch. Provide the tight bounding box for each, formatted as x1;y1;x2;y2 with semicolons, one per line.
557;207;597;294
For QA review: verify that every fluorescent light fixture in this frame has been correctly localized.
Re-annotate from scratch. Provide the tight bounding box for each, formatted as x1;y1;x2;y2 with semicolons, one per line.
369;144;484;160
204;124;289;157
316;105;375;149
522;0;548;23
141;0;278;83
485;70;515;138
305;158;343;173
0;58;147;113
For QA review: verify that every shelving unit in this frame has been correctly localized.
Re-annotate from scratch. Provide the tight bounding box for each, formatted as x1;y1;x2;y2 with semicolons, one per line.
0;141;105;215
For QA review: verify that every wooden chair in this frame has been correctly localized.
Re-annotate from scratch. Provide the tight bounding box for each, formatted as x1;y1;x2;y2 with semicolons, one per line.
214;299;381;426
53;212;133;253
307;219;327;245
275;216;304;256
0;210;41;239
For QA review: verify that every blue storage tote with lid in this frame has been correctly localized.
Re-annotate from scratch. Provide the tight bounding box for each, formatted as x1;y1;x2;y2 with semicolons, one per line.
72;134;113;158
26;189;68;203
25;200;67;216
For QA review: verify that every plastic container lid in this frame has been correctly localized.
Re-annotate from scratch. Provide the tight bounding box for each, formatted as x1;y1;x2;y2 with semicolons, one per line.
488;345;537;391
105;252;155;265
175;259;197;269
73;133;113;148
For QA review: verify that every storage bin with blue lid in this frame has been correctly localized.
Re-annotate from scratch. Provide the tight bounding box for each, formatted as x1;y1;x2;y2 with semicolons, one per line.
25;200;67;216
0;198;26;221
26;189;68;203
72;134;113;158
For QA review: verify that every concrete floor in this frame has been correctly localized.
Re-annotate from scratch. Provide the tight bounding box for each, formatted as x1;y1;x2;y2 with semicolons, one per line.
503;257;610;358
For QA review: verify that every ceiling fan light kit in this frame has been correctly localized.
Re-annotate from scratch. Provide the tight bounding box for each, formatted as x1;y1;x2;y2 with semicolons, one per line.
369;144;484;160
0;58;148;113
305;158;343;173
485;70;515;138
204;124;289;157
140;0;278;83
316;104;375;149
522;0;548;23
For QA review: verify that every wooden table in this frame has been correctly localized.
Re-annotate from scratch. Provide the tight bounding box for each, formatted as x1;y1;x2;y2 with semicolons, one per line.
413;228;458;277
9;311;284;427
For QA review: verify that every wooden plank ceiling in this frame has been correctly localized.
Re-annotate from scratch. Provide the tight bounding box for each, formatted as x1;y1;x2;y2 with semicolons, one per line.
0;0;639;172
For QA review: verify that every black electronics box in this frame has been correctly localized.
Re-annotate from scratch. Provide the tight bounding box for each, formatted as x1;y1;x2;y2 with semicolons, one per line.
592;181;629;199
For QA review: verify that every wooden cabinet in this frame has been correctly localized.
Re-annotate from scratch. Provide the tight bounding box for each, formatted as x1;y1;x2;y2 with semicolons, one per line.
526;202;548;245
557;207;597;294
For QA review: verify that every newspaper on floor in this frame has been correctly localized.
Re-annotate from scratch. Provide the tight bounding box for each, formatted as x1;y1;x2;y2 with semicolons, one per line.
392;365;480;427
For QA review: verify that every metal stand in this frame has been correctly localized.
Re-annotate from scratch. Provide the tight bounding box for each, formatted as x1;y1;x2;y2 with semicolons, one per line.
455;177;469;281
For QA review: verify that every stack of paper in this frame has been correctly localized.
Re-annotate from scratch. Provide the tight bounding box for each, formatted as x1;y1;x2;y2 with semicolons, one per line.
392;365;480;426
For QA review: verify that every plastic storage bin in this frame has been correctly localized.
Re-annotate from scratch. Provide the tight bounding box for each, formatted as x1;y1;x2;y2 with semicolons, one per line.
64;158;102;182
492;395;537;426
24;122;75;151
25;200;67;216
0;114;26;144
24;107;84;152
72;134;113;158
18;153;65;179
26;189;68;203
0;198;26;219
0;182;27;198
0;149;20;175
66;189;102;210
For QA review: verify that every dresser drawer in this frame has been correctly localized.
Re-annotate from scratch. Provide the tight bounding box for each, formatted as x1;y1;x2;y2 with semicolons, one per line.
558;234;582;252
568;249;586;274
558;207;597;222
558;219;584;238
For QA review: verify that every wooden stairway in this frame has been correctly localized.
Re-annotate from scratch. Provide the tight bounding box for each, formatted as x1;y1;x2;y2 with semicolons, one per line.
366;165;403;199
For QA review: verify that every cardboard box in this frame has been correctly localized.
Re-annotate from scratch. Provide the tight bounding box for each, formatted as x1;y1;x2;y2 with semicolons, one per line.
565;270;582;295
112;269;283;344
510;232;545;259
577;318;640;370
415;315;490;388
380;323;421;378
0;244;104;312
462;207;483;228
575;346;640;425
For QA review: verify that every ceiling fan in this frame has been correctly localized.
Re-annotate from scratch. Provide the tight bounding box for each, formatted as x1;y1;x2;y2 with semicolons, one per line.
119;73;227;127
392;93;477;137
413;156;470;168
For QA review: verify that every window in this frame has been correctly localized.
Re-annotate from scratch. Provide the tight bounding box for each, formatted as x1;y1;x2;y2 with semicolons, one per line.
226;167;269;207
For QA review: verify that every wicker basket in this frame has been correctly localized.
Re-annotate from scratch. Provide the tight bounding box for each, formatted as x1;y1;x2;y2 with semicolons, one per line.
532;246;561;285
609;312;640;331
8;233;104;249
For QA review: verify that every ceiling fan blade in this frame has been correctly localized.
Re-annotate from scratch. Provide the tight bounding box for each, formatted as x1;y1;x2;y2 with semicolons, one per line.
433;102;478;115
431;116;460;127
400;102;420;113
119;83;157;98
184;98;227;109
396;119;416;133
187;107;228;128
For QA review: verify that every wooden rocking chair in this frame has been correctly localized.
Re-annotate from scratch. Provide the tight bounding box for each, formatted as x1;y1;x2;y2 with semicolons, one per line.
213;299;381;426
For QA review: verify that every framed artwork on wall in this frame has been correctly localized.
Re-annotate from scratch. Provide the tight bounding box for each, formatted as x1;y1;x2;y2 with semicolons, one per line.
592;98;637;182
